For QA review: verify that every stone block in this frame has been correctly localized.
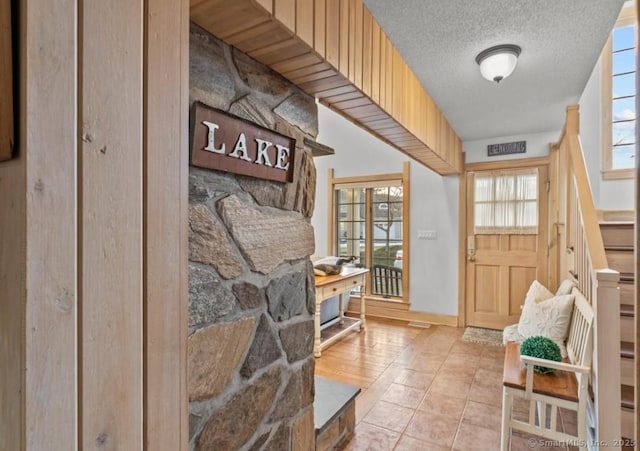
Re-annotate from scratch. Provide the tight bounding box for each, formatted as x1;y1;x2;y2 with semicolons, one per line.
273;93;318;137
189;203;243;279
339;402;356;439
271;357;315;421
300;358;315;407
279;320;314;363
291;408;315;451
196;366;282;451
305;260;316;314
247;432;270;451
232;47;293;104
188;264;237;327
232;282;265;310
188;317;255;401
229;96;276;130
316;418;339;451
189;24;236;110
217;194;315;274
270;373;302;422
266;271;306;322
240;314;282;379
189;168;240;203
263;424;291;451
237;177;286;211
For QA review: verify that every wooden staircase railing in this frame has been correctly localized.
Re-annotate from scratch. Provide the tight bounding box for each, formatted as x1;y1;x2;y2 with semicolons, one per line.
550;105;622;448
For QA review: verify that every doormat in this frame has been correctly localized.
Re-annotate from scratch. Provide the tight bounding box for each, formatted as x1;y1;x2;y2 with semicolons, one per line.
462;327;504;346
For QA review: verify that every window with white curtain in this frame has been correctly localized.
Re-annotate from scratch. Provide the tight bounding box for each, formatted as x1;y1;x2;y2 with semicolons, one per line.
474;168;538;234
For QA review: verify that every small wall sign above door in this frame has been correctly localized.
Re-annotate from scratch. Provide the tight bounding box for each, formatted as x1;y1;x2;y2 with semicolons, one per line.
191;102;296;183
487;140;526;157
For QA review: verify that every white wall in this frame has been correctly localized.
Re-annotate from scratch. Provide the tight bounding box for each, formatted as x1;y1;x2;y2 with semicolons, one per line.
463;130;559;164
313;103;460;316
579;56;635;210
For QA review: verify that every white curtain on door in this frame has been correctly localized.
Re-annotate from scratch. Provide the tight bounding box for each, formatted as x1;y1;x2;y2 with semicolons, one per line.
474;168;538;234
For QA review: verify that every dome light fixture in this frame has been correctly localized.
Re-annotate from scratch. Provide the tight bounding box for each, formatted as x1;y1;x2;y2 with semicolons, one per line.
475;44;522;83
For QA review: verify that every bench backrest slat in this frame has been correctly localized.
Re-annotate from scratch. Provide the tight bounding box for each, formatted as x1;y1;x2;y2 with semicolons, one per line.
567;287;593;372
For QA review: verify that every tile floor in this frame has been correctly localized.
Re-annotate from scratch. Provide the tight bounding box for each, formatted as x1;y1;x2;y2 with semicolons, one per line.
315;317;579;451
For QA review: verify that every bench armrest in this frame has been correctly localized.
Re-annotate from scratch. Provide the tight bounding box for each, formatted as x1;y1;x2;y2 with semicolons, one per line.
519;355;590;374
520;355;590;400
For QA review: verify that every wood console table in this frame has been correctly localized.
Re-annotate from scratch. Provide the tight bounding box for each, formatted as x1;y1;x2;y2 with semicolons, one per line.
314;267;368;357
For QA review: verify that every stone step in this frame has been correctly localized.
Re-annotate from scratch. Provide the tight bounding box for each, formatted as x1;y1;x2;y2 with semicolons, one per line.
314;376;359;451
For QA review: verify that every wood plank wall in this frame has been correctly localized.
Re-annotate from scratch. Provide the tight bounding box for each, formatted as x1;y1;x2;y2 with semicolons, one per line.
190;0;463;175
24;0;78;449
144;0;190;448
0;0;13;161
1;0;188;449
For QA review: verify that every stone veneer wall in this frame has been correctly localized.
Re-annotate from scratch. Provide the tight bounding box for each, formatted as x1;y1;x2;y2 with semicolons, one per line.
188;24;318;450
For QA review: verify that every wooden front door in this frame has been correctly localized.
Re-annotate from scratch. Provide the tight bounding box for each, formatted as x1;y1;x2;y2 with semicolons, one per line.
465;165;549;330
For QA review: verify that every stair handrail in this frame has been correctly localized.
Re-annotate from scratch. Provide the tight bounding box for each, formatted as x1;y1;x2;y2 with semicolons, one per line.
552;104;621;448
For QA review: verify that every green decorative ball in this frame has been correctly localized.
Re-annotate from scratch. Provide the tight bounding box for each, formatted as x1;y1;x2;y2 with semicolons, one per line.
520;336;562;374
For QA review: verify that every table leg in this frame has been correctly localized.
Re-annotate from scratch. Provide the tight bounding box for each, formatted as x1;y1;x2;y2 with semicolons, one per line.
314;297;322;357
359;282;366;331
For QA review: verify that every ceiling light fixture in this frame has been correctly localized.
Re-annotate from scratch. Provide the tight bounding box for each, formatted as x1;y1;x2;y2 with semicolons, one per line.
475;44;521;83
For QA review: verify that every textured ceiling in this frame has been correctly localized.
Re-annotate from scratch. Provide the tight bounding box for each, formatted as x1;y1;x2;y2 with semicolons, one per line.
363;0;626;141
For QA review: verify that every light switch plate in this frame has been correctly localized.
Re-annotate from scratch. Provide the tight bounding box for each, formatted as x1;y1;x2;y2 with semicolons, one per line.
418;230;437;240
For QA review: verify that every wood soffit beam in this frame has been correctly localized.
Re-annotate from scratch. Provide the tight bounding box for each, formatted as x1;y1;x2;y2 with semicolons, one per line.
190;0;463;175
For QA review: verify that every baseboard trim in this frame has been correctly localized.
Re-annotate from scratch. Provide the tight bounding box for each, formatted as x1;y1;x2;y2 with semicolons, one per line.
347;299;458;327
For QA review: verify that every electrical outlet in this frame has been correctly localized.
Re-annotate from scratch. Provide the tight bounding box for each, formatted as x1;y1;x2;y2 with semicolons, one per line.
418;230;437;240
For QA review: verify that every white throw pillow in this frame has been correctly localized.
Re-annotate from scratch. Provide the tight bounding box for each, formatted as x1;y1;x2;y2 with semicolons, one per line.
517;280;575;357
555;278;577;296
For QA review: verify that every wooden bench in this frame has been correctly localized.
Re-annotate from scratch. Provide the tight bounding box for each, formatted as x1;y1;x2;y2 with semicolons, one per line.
501;287;594;450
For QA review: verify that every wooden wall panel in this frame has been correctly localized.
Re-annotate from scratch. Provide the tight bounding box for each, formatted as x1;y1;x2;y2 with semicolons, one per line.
144;0;189;449
370;19;380;103
0;0;12;161
296;0;313;46
274;0;295;31
0;158;25;451
81;0;143;448
325;0;339;68
361;7;372;97
353;0;363;87
392;49;403;122
384;38;393;114
23;0;79;449
338;0;348;75
314;0;325;57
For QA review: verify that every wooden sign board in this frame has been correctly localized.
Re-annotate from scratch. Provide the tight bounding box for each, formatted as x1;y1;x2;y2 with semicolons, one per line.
0;0;14;161
487;140;526;157
190;102;296;183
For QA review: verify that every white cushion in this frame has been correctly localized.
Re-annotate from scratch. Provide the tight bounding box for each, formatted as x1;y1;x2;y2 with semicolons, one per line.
502;324;523;345
555;278;577;296
517;280;574;357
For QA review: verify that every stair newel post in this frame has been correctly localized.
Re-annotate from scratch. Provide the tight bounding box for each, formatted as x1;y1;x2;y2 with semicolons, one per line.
593;268;621;448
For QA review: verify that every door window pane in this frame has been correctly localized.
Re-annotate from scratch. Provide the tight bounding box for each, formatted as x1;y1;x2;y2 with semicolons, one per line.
474;169;538;234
